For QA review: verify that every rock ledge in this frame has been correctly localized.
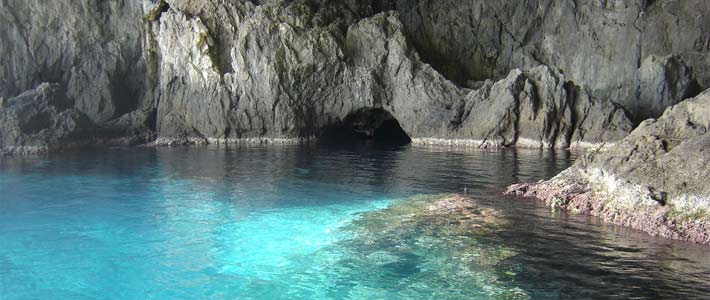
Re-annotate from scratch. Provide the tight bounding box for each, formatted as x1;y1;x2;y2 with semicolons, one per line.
506;90;710;245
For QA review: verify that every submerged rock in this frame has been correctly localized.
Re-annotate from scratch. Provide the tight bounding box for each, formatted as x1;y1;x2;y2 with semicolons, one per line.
345;194;506;241
506;90;710;245
332;194;529;299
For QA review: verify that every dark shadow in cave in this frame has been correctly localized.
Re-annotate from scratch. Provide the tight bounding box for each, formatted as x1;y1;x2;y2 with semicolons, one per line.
320;108;411;146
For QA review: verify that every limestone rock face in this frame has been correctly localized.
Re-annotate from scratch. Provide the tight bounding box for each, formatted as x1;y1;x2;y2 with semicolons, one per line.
148;5;460;141
1;0;709;152
0;0;155;127
393;0;710;118
0;83;93;154
150;6;633;148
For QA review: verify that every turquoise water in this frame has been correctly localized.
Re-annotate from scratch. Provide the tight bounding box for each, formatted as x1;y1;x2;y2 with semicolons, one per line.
1;145;709;299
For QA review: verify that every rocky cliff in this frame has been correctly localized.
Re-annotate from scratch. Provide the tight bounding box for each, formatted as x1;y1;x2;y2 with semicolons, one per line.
1;0;710;153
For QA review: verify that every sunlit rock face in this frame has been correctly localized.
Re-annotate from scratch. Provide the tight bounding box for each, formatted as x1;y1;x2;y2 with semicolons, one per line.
1;0;709;152
507;90;710;245
141;3;636;147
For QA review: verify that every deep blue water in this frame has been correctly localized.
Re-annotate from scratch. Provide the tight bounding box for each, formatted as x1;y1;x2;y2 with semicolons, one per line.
1;144;709;300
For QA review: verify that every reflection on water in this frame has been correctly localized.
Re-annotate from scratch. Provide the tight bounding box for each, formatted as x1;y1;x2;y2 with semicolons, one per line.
0;144;708;300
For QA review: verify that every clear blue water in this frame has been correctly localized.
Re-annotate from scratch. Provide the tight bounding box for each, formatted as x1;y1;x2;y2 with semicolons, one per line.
1;144;709;300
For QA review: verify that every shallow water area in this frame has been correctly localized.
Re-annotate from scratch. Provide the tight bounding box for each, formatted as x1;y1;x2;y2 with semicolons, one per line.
1;144;709;299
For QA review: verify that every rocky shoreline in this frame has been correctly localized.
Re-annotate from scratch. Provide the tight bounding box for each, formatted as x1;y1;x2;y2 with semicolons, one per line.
505;181;710;245
1;135;608;156
411;138;611;150
505;90;710;245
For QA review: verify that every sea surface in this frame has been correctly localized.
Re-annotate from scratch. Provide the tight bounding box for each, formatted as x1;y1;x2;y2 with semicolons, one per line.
1;144;709;300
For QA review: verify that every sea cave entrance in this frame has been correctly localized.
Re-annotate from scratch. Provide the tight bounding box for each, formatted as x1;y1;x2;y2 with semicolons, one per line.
321;108;411;146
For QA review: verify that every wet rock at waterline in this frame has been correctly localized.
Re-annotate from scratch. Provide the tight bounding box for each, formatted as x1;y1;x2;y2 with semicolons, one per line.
506;90;710;245
333;194;529;300
2;0;710;152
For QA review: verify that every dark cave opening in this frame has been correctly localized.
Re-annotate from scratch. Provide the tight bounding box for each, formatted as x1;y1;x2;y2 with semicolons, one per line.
321;108;411;146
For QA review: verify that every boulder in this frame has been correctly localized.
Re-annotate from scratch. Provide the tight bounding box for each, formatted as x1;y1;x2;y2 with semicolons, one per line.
0;83;94;154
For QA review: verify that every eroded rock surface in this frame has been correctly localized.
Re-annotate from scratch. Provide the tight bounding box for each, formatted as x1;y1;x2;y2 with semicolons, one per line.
1;0;709;153
392;0;710;120
0;0;154;125
0;83;93;154
150;6;634;148
506;90;710;244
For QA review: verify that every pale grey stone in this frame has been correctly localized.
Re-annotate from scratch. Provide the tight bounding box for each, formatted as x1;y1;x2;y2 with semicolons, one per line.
1;0;708;152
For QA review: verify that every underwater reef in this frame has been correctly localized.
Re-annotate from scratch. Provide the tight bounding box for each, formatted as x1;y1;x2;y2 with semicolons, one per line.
329;194;530;299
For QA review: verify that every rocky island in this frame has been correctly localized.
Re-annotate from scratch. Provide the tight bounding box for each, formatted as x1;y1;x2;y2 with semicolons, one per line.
2;0;710;244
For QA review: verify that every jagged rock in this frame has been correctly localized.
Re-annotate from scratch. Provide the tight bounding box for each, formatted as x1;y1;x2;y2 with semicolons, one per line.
98;109;157;146
429;66;634;148
153;9;231;141
569;96;634;148
150;7;632;148
580;89;710;202
0;0;154;125
348;12;465;139
393;0;710;112
0;83;93;154
1;0;709;152
150;7;460;141
506;89;710;244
